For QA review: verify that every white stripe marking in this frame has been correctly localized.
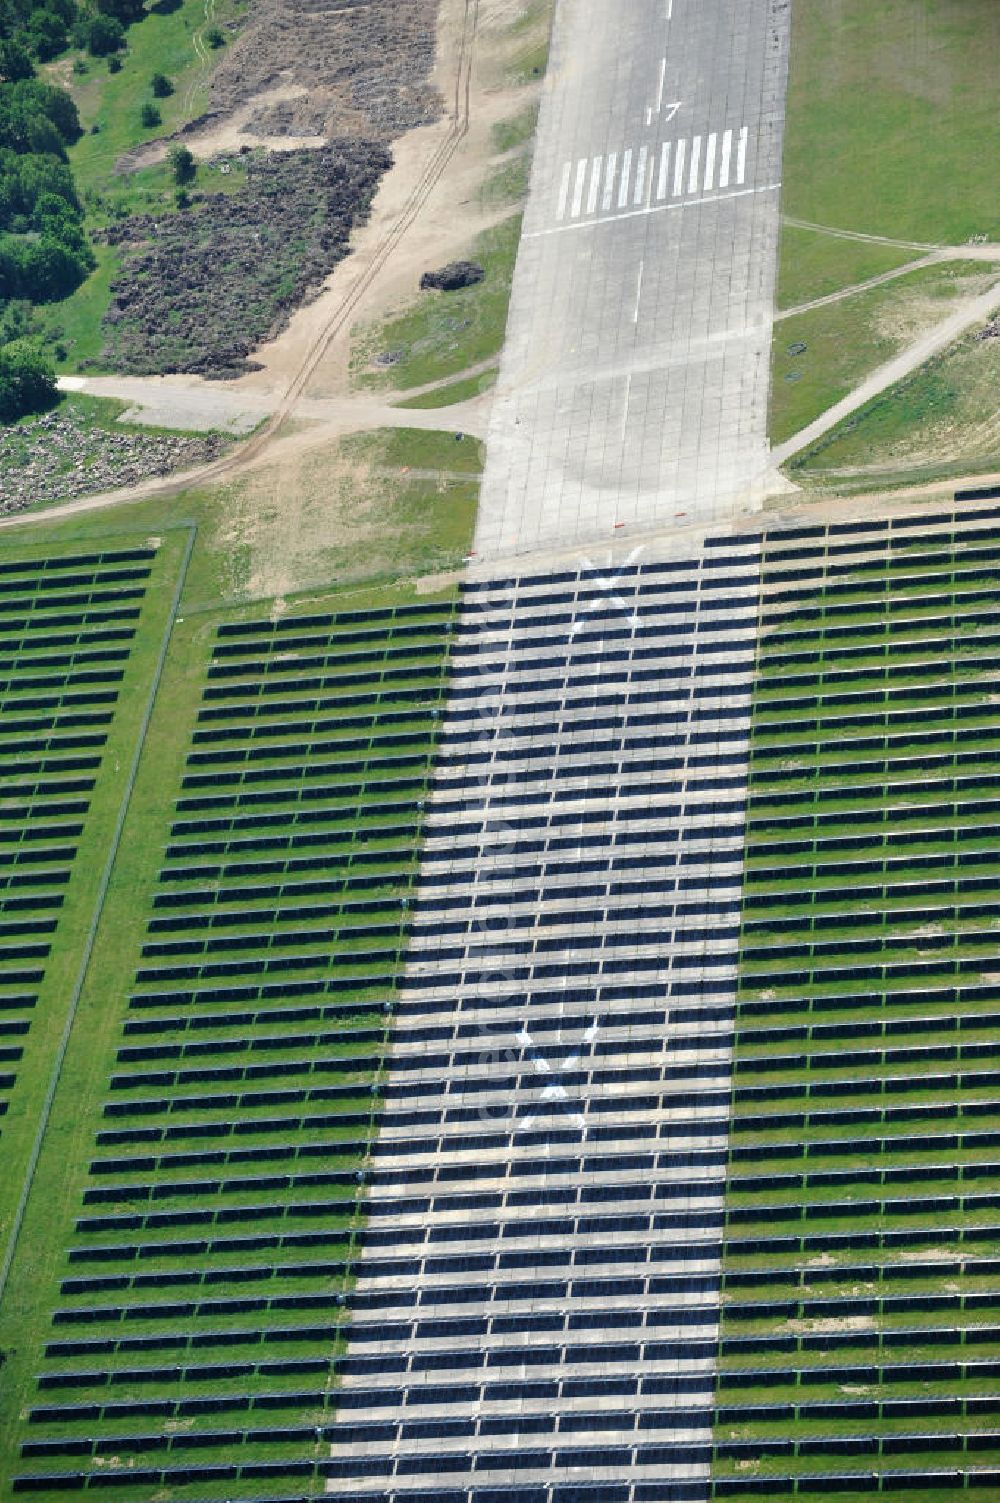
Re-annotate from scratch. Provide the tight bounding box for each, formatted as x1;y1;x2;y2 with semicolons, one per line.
718;129;733;189
634;145;649;206
633;258;644;324
523;182;782;239
602;153;617;213
556;162;572;220
673;137;686;196
704;131;717;192
621;372;632;441
655;57;666;115
570;158;588;218
657;141;671;200
587;155;602;216
736;125;748;185
619;148;633;208
687;134;702;194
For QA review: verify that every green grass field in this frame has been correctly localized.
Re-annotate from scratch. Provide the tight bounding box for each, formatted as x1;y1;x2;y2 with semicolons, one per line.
0;532;189;1280
773;0;1000;462
787;327;1000;483
770;261;1000;446
782;0;1000;252
50;0;244;203
393;367;498;409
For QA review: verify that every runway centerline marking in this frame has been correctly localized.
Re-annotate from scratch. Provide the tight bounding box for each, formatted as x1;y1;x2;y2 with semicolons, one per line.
633;259;645;324
527;181;781;239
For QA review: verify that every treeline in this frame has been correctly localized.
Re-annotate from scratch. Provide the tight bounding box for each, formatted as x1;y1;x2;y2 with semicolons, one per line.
0;0;110;416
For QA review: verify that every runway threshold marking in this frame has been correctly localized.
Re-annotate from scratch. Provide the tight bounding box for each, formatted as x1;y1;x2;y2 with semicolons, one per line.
531;180;780;239
553;126;754;227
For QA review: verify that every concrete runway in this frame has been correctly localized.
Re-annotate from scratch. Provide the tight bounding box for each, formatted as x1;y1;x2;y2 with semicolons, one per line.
475;0;792;564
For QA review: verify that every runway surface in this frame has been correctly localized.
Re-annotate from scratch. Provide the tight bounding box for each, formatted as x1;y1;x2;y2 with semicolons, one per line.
475;0;791;564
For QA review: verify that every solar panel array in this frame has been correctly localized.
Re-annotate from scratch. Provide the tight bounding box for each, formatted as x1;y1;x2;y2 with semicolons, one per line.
321;546;762;1502
0;541;158;1240
715;507;1000;1498
11;598;458;1498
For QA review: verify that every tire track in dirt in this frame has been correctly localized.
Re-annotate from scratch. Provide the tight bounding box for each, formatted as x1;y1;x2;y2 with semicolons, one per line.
2;0;484;531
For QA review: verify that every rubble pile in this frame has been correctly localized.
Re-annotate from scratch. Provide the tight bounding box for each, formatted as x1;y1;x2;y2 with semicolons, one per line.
420;261;486;292
0;410;228;515
215;0;441;141
96;143;392;379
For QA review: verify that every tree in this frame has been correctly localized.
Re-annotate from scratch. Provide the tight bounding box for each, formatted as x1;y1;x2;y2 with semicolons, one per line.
204;24;224;46
168;142;194;184
150;70;172;97
0;39;34;82
21;9;68;60
86;12;122;54
139;100;159;128
7;78;83;144
96;0;145;24
0;337;56;420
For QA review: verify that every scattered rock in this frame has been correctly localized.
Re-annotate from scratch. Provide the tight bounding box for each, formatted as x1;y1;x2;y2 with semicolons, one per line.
420;261;486;293
0;410;228;516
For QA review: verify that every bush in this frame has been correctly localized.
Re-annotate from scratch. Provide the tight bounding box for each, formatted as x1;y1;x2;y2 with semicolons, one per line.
205;24;224;46
87;13;123;54
168;143;195;184
107;53;121;71
0;338;56;421
150;70;172;96
139;100;160;128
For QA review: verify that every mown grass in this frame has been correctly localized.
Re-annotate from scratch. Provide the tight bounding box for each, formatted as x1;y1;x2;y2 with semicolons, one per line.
393;366;498;409
773;0;1000;462
781;0;1000;247
491;102;539;155
770;261;1000;446
787;324;1000;480
351;213;522;391
343;426;485;474
0;527;191;1465
502;0;553;86
777;225;921;313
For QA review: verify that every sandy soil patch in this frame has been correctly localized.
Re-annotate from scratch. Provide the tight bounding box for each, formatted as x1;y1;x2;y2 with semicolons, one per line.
124;84;328;169
234;0;550;403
